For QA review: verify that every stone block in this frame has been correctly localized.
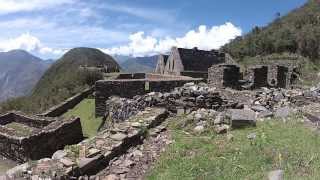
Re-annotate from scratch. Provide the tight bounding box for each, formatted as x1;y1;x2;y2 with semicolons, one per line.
228;109;256;128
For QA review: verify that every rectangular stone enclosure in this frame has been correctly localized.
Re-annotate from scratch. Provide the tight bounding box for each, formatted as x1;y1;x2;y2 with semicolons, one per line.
0;112;83;162
208;64;240;89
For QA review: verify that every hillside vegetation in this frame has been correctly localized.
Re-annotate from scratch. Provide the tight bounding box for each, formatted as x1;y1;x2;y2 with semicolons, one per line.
222;0;320;62
0;47;120;114
148;115;320;179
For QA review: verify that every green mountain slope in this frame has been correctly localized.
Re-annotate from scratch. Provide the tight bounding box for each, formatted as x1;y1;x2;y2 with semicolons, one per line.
0;47;120;113
222;0;320;61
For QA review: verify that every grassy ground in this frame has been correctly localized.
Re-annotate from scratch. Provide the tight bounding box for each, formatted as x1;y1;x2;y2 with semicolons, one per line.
147;116;320;180
5;122;34;136
0;156;18;175
63;98;103;138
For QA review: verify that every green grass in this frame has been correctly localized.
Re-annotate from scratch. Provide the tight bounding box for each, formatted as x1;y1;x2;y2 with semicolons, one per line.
63;98;103;138
147;116;320;180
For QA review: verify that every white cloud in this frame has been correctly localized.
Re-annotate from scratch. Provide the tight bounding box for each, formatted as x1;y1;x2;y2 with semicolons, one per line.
0;33;65;55
0;0;75;14
102;22;242;57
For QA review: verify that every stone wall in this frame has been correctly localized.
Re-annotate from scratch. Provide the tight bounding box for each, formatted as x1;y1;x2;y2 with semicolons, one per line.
208;64;241;89
116;73;146;79
5;108;169;179
40;87;94;117
0;112;54;128
181;71;208;79
95;78;202;116
209;63;296;89
0;116;83;162
250;66;269;89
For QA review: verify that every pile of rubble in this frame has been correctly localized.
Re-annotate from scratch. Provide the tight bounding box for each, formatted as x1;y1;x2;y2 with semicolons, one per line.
181;108;257;134
105;83;242;122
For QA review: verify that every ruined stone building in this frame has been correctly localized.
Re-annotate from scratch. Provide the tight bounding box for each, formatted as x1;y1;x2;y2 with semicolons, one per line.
154;54;169;74
154;47;226;78
208;63;298;89
79;64;120;73
208;64;241;89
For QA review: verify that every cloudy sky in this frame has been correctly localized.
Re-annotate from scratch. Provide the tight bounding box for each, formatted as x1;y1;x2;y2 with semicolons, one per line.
0;0;307;59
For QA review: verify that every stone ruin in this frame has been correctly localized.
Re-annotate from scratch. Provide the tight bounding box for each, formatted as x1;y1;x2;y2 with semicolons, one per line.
208;64;241;89
208;63;298;90
95;73;203;117
0;112;83;163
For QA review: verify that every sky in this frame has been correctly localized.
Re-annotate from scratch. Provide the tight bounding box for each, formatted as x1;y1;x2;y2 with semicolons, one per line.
0;0;307;59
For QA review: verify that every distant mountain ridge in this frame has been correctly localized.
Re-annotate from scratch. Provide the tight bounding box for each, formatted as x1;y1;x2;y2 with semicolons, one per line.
0;50;52;102
115;55;158;73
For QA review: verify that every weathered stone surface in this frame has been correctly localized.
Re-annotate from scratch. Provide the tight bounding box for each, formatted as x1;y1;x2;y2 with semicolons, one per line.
52;150;67;160
275;106;291;118
214;124;229;134
78;154;103;172
228;109;256;128
59;157;75;167
103;174;119;180
110;133;127;141
6;163;29;178
193;125;205;133
87;148;101;158
251;105;268;112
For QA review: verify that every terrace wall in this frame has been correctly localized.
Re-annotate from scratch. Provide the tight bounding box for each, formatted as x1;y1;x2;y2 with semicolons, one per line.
40;87;94;117
95;78;202;116
116;73;146;79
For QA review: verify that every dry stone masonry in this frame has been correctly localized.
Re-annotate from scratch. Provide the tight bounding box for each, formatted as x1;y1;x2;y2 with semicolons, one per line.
5;108;168;179
95;73;203;117
0;112;83;163
208;63;298;90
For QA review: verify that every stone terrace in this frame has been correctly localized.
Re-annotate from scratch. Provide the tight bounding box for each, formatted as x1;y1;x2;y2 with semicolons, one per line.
5;108;169;179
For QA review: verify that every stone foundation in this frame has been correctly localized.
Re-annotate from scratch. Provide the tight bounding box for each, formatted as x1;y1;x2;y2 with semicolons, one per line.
0;112;83;162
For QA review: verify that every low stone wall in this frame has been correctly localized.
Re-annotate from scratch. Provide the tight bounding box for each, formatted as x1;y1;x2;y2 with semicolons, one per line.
0;112;54;128
116;73;146;79
146;73;195;80
0;117;83;162
6;108;169;179
40;87;94;117
181;71;208;79
95;78;202;116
